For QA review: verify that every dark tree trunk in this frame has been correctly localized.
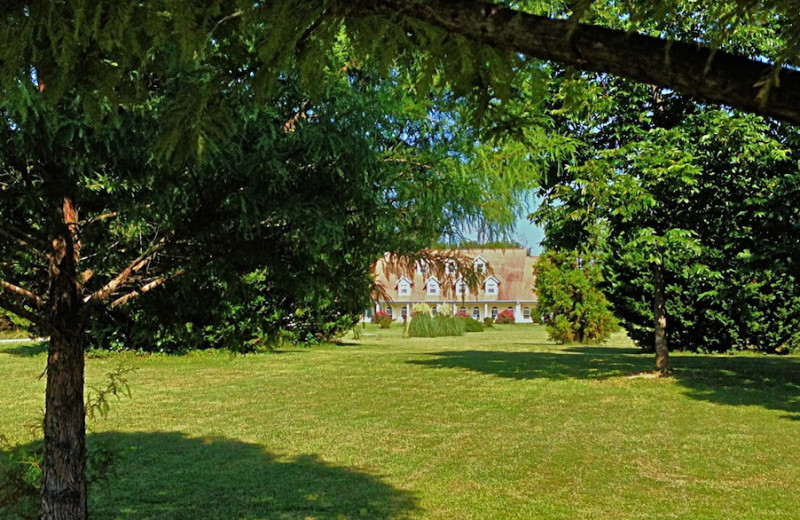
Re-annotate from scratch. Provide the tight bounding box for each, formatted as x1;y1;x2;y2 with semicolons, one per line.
653;263;671;375
40;197;87;520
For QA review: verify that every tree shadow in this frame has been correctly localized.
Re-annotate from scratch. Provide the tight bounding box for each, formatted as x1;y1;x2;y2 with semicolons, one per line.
408;347;800;419
81;431;419;520
669;355;800;421
0;340;48;357
408;348;653;381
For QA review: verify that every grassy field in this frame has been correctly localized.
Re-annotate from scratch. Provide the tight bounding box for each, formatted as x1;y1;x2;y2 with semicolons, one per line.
2;324;800;519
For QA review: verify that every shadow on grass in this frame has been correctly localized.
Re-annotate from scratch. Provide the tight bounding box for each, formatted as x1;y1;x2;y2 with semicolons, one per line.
409;347;800;420
409;348;653;381
79;431;419;520
0;341;48;357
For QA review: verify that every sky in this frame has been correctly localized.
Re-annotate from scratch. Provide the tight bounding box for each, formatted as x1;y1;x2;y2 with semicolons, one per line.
513;217;545;255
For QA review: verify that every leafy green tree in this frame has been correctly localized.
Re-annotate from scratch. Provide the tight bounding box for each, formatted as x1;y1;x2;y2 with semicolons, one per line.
534;250;618;344
0;16;544;518
535;75;800;370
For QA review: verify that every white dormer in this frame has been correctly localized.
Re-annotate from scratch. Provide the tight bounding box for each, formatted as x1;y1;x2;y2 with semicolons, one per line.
425;276;440;296
484;275;500;295
396;276;413;296
456;278;468;296
417;260;429;275
472;255;488;275
445;260;457;275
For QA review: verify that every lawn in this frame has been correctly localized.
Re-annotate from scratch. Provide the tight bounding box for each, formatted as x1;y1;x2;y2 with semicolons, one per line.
2;324;800;519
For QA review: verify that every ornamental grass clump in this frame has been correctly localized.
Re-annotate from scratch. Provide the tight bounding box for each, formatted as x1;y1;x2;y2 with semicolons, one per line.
407;304;464;337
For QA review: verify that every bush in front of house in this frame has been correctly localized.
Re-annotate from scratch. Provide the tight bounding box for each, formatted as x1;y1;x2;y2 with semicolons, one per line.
457;315;485;332
483;317;494;328
495;309;515;324
373;311;392;329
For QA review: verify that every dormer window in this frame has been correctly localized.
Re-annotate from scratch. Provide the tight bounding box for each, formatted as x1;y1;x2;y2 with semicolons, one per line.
397;277;412;296
473;255;488;275
456;279;468;295
418;261;429;275
484;275;500;295
426;277;440;296
445;261;457;275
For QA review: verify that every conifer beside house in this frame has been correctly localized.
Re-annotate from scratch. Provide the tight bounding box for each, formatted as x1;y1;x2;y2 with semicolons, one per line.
370;249;538;323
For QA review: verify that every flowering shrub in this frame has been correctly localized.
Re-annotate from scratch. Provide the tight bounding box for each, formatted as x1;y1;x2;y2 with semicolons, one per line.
495;309;516;324
371;311;392;328
455;311;470;319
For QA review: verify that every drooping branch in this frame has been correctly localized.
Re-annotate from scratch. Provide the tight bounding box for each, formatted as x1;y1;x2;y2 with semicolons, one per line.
351;0;800;124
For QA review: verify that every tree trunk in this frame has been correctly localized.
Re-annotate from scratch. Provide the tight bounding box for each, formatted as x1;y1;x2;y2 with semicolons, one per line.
653;263;671;376
40;197;87;520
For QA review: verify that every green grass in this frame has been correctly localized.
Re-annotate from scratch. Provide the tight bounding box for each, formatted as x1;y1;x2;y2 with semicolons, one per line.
3;325;800;519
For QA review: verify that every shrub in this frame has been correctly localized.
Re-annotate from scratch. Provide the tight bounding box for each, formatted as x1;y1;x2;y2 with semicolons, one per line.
483;317;494;328
373;311;392;329
457;315;485;332
495;309;516;324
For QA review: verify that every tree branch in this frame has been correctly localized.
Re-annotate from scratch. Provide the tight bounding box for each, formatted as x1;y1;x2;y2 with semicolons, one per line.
110;270;185;308
0;294;46;330
82;236;171;308
353;0;800;124
0;279;46;309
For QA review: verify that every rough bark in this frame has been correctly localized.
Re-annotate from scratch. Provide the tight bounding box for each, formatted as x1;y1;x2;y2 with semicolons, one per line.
40;197;87;520
653;263;671;376
354;0;800;125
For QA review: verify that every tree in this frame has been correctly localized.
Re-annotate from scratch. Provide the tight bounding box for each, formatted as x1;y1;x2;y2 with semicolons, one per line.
534;74;800;370
534;249;618;344
0;10;544;517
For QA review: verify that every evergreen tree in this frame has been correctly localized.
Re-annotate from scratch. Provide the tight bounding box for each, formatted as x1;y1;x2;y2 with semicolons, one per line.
534;250;618;344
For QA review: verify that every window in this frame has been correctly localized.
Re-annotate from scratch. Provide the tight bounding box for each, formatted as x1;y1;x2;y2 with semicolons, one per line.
418;262;429;275
485;278;497;295
507;306;514;312
427;278;440;296
397;277;411;296
459;306;467;315
457;281;467;295
523;307;531;319
365;309;373;319
475;263;484;274
446;261;457;275
401;306;408;318
491;306;498;319
386;307;393;318
472;307;480;319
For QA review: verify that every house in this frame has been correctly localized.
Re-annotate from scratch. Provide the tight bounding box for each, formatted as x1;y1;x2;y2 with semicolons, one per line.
369;248;538;323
